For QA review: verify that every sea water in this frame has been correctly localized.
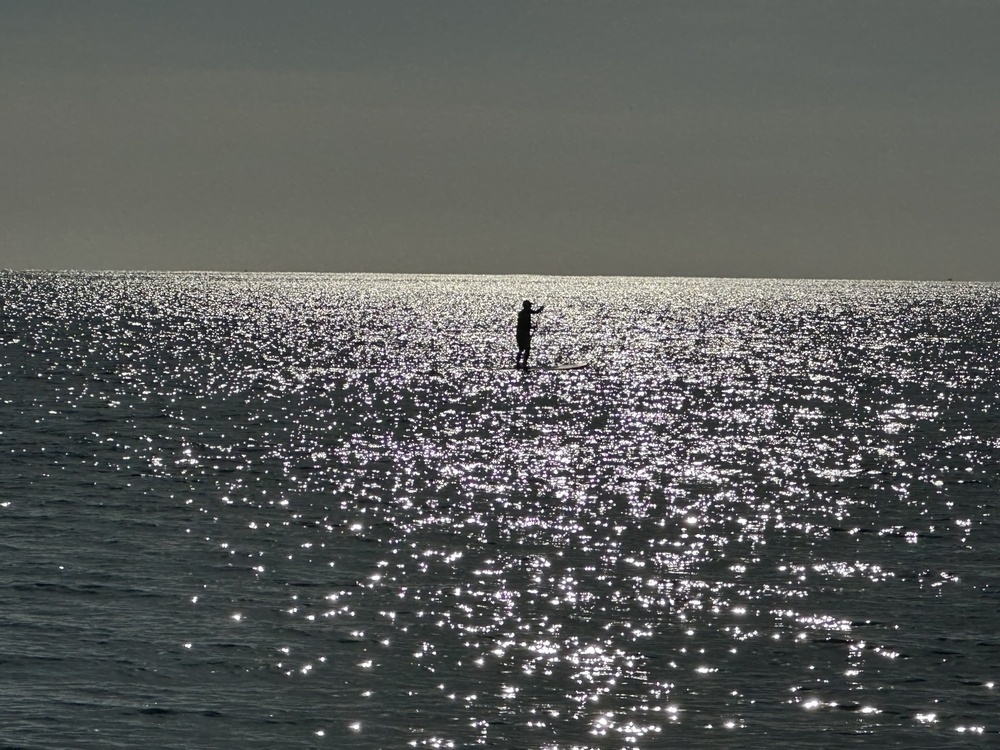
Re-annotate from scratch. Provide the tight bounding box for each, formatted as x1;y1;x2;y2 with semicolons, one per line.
2;271;1000;749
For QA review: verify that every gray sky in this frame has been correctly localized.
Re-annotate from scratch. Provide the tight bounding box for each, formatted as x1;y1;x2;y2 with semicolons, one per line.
3;1;999;279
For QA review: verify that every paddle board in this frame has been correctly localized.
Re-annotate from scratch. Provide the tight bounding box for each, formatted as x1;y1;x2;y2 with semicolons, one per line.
497;363;589;371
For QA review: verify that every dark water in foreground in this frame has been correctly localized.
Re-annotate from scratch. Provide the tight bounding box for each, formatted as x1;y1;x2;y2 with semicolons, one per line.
3;271;1000;748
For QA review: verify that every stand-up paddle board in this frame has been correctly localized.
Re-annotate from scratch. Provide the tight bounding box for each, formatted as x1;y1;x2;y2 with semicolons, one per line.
496;363;589;371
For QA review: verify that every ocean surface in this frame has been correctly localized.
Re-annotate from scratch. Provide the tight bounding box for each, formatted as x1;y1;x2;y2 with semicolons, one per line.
3;271;1000;749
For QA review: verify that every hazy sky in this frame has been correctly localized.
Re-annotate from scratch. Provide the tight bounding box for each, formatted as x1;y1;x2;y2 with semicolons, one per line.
3;1;999;279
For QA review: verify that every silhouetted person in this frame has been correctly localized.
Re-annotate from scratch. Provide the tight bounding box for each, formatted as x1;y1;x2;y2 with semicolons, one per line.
516;300;544;368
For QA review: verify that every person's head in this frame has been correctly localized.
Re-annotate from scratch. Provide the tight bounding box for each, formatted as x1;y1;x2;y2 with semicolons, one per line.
522;300;532;309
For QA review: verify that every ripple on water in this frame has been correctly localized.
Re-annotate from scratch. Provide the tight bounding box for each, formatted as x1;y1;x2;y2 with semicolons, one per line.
2;271;1000;747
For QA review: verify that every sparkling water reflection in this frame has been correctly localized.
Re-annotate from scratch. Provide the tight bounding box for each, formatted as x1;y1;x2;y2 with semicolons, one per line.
3;271;1000;748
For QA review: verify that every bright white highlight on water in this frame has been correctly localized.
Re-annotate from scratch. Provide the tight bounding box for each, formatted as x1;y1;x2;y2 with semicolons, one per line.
3;272;1000;747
